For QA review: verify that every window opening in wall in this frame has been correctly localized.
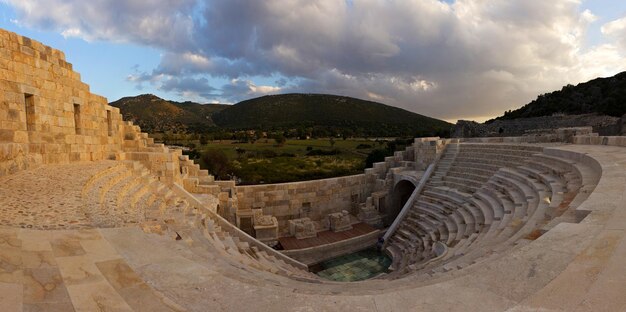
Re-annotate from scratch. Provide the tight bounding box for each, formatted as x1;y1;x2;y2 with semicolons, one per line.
351;194;359;203
300;202;312;218
106;110;113;136
73;103;81;134
24;94;35;131
351;193;360;214
239;217;255;237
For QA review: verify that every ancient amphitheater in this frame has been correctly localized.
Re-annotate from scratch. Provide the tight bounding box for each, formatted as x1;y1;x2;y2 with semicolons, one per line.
1;28;626;311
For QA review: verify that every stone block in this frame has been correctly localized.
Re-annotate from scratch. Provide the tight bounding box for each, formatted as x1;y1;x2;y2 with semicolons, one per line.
358;202;383;228
328;210;353;232
288;218;317;239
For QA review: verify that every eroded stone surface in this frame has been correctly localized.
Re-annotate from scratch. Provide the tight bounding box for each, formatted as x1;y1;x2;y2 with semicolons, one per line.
0;162;114;230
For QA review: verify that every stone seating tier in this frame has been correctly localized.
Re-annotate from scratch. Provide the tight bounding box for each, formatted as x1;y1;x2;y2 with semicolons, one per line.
0;143;605;310
446;168;492;181
386;143;596;277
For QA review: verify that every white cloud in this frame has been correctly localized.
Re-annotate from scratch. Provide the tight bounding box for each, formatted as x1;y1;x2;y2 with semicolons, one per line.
602;16;626;35
5;0;196;49
602;15;626;51
220;79;281;102
60;27;82;39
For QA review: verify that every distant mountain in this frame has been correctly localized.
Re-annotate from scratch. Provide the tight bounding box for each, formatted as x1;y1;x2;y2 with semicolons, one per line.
213;93;451;137
110;93;451;137
493;71;626;121
109;94;228;132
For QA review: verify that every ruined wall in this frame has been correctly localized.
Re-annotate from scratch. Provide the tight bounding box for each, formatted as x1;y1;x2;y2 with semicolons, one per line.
0;29;191;183
234;141;424;237
0;29;127;176
458;127;593;144
452;114;619;138
236;174;376;236
413;137;452;170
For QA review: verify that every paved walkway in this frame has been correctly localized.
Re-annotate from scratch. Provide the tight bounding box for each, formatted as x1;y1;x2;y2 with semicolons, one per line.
0;162;116;230
0;227;183;312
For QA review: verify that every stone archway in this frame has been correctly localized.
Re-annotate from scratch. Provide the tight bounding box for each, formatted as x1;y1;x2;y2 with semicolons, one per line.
384;180;416;227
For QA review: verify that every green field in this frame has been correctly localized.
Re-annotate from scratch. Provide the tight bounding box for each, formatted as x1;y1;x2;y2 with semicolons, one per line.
196;139;381;184
151;133;409;184
201;138;378;157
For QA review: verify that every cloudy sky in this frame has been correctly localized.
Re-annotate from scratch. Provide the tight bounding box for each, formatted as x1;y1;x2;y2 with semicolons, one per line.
1;0;625;122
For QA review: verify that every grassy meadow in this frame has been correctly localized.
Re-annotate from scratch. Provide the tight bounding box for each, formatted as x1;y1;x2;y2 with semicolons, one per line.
152;133;399;184
197;138;381;184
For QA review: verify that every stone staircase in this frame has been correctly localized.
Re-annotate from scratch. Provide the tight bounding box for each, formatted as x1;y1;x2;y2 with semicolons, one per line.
426;142;459;188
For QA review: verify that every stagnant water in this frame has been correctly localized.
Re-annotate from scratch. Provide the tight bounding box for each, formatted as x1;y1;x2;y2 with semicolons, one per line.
310;247;391;282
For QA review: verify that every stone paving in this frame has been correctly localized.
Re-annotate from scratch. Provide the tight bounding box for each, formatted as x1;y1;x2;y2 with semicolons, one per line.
0;162;117;230
0;227;183;312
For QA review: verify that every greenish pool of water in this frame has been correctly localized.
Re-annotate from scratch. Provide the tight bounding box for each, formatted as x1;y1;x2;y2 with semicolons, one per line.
311;248;391;282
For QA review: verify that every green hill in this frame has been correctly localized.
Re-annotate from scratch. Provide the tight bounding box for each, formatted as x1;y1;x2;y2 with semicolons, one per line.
111;93;451;137
494;71;626;121
213;93;451;137
109;94;228;132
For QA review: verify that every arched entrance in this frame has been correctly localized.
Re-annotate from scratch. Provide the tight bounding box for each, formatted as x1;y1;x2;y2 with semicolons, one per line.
384;180;416;227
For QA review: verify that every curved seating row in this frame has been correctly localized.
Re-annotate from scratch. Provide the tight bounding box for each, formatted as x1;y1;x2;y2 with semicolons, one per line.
386;143;599;278
79;160;314;280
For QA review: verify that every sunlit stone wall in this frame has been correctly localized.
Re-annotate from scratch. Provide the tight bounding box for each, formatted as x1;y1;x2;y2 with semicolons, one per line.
0;29;129;175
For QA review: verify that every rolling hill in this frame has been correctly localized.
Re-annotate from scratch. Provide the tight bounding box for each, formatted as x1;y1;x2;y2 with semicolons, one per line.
493;71;626;121
111;93;452;137
110;94;228;133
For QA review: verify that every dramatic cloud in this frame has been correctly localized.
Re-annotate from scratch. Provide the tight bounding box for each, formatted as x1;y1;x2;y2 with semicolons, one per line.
5;0;197;49
6;0;626;121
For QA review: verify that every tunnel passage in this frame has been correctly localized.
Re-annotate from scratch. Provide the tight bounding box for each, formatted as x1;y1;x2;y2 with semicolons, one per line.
384;180;416;227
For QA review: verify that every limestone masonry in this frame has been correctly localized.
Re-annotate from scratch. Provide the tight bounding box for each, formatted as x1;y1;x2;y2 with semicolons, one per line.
2;28;626;311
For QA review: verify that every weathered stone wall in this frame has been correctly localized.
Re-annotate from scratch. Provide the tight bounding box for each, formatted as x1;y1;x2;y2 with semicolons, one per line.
413;137;454;170
459;127;593;144
0;29;126;175
452;114;619;138
0;29;195;184
236;174;376;236
234;141;423;237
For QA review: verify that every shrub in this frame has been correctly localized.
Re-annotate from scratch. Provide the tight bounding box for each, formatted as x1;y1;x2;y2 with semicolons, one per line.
365;149;393;168
199;134;208;145
274;134;286;146
182;149;201;160
200;149;232;180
